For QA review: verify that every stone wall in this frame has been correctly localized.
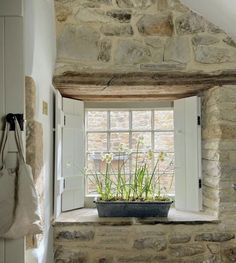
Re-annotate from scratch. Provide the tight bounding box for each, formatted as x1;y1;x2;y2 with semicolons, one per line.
54;0;236;75
25;76;44;249
54;222;236;262
202;86;236;219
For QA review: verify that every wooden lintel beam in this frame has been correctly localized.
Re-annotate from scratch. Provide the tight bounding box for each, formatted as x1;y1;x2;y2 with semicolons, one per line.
53;70;236;101
53;70;236;87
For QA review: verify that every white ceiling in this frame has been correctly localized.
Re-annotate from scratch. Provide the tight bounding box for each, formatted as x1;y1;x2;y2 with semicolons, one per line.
180;0;236;41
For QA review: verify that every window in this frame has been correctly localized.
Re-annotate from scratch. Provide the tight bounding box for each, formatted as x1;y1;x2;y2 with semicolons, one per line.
85;109;175;197
54;94;202;216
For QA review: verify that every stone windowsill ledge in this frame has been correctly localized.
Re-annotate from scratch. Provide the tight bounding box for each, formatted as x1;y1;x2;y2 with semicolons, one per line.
53;208;219;226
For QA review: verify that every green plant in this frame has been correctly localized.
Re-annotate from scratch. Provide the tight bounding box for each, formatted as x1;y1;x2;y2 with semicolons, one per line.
86;136;174;202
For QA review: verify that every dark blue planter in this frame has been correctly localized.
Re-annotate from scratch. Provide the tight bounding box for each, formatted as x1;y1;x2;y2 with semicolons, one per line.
95;200;173;217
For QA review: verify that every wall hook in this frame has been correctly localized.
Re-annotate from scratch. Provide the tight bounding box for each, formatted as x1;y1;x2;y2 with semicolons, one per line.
6;113;24;131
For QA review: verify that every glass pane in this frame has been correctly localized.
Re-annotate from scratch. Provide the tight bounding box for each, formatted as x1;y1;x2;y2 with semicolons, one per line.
87;153;107;173
110;132;129;152
87;111;107;131
154;132;174;152
159;173;175;196
87;133;107;151
110;111;129;130
132;111;151;130
87;175;98;194
132;132;151;150
154;110;174;130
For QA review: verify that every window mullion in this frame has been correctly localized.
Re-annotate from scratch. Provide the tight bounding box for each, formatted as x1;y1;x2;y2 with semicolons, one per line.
129;110;132;176
151;110;155;170
107;110;111;152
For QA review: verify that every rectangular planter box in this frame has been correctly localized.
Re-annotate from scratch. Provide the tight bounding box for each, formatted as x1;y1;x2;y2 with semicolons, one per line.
95;200;173;217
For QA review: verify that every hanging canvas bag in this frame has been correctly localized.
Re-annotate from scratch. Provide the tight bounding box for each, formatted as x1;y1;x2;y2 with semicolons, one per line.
0;122;16;236
2;118;42;239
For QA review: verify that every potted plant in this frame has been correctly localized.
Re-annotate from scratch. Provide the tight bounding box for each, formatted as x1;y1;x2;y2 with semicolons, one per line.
86;136;174;217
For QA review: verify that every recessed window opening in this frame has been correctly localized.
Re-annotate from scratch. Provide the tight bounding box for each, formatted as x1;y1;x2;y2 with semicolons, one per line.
85;107;175;199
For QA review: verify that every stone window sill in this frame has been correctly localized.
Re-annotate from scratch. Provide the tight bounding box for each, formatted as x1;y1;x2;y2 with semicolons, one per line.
53;208;219;226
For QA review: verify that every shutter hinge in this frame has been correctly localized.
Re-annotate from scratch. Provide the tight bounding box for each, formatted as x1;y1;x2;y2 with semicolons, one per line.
64;115;66;126
199;179;202;189
63;178;66;189
197;116;201;126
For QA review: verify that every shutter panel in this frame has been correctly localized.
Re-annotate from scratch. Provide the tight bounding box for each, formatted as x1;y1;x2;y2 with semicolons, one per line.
61;97;85;211
174;96;202;212
54;91;64;217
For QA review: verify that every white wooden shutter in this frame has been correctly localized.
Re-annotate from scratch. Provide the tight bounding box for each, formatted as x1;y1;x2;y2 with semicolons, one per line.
174;96;202;212
54;91;85;216
62;97;85;211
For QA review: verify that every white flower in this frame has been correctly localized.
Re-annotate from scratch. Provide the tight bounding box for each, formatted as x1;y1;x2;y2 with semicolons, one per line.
125;148;132;155
146;149;154;160
159;152;166;162
138;135;144;145
118;143;125;152
101;153;114;164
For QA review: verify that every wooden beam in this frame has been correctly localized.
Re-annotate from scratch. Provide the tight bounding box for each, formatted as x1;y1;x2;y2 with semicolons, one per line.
53;70;236;101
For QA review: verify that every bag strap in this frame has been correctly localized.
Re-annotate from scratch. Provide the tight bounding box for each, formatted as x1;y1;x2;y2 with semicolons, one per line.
14;119;25;163
0;121;10;169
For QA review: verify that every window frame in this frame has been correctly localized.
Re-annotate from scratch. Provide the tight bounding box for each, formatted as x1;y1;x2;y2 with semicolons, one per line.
84;102;175;201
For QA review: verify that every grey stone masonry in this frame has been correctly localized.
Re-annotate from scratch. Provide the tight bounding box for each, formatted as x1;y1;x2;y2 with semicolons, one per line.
55;0;236;75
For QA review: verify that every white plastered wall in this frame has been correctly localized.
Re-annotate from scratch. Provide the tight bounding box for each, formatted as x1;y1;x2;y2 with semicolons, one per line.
24;0;56;262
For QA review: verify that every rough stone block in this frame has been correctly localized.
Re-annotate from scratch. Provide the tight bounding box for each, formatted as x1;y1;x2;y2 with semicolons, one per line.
169;244;205;257
223;36;236;48
56;230;95;241
137;14;173;36
195;46;236;64
26;120;43;182
164;36;191;64
195;232;235;242
192;35;220;46
100;24;133;36
25;76;36;120
222;246;236;262
116;0;133;8
133;237;167;251
169;233;191;244
75;9;111;23
55;2;71;22
116;0;153;9
98;39;112;62
114;39;151;64
175;12;205;35
206;21;223;34
58;25;100;61
106;10;132;23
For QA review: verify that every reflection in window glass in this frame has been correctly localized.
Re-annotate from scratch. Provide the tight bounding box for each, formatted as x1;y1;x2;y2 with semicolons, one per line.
154;132;174;152
87;111;107;131
110;133;129;152
132;111;151;130
87;133;107;152
111;111;129;130
154;111;174;130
